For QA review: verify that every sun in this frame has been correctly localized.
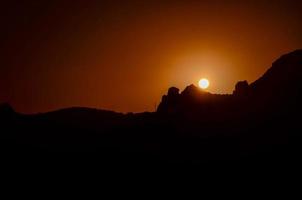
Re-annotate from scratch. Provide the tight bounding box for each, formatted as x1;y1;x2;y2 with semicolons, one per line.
198;78;210;89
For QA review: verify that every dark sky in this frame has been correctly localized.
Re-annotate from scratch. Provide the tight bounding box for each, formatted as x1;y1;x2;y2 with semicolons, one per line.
1;0;302;113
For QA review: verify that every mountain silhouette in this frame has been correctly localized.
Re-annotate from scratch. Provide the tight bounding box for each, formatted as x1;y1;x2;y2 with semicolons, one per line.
1;50;302;165
158;50;302;116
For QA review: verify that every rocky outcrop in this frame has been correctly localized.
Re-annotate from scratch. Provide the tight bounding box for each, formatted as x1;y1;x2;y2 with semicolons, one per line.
181;84;200;97
157;84;217;114
157;49;302;115
233;80;249;97
167;87;179;97
157;87;180;114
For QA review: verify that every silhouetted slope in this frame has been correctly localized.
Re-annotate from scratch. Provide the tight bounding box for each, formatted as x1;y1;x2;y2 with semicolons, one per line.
251;49;302;95
1;50;302;165
249;50;302;110
154;49;302;163
158;49;302;115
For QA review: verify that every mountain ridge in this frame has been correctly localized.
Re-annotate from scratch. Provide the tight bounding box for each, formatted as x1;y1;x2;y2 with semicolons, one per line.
0;49;301;164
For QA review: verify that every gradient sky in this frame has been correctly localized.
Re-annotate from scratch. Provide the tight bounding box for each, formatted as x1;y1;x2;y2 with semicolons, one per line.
1;0;302;113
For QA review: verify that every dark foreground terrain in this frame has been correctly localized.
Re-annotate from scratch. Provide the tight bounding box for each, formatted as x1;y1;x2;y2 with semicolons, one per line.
1;50;302;165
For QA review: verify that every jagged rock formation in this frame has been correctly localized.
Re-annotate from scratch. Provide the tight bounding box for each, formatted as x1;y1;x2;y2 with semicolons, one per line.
157;84;233;118
157;87;180;114
167;87;179;97
233;80;249;97
157;49;302;115
1;49;302;165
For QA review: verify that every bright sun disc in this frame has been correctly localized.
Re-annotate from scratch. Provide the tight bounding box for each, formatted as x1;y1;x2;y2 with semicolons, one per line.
198;78;210;89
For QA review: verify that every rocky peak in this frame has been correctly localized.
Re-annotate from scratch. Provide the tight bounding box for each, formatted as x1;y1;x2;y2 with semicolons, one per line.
181;84;200;96
233;80;249;96
167;87;180;98
157;49;302;114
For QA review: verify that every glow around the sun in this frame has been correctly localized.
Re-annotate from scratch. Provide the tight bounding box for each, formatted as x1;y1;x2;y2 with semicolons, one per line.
198;78;210;89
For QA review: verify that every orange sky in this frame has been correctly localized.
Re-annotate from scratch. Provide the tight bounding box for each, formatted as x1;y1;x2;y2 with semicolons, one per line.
1;0;302;113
